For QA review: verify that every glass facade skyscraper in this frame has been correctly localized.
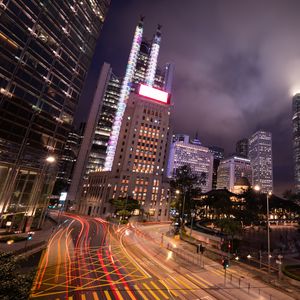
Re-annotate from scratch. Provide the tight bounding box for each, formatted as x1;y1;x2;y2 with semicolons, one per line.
248;130;273;193
0;0;110;230
292;93;300;192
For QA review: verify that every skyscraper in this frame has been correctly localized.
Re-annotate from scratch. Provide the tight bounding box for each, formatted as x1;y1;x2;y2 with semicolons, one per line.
80;85;171;220
0;0;110;230
209;146;224;189
68;19;173;209
167;136;214;193
293;94;300;193
248;130;273;193
86;71;122;174
67;63;112;206
217;156;252;192
236;138;249;158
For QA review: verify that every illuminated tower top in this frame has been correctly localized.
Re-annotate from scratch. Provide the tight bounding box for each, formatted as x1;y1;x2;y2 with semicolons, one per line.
145;25;162;87
104;17;144;171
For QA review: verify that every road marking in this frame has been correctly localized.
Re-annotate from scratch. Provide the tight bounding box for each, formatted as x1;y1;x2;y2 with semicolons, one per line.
186;273;209;289
175;275;197;290
125;287;138;300
193;273;213;287
92;291;100;300
150;281;169;299
134;284;149;300
104;290;112;300
142;283;161;300
165;277;187;294
115;289;124;300
160;279;179;297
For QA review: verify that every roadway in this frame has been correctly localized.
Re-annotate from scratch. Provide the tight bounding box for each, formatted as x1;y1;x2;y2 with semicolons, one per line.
30;214;295;300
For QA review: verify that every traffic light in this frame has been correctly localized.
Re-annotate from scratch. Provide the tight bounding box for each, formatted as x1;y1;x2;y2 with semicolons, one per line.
27;233;32;240
222;258;229;269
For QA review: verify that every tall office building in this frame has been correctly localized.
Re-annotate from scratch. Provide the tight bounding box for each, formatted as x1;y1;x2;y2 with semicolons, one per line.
68;19;174;208
248;130;273;193
67;63;112;206
209;146;224;189
167;136;214;193
0;0;110;230
236;138;249;158
217;156;252;192
86;72;122;174
292;94;300;193
80;85;171;220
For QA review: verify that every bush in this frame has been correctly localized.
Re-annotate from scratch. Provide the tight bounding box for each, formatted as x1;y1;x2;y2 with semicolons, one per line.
282;265;300;281
0;252;34;300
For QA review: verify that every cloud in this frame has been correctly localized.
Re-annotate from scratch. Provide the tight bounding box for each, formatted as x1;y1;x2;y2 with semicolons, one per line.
79;0;300;194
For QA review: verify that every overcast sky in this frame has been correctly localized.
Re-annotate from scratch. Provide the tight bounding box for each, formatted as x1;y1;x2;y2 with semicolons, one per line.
76;0;300;195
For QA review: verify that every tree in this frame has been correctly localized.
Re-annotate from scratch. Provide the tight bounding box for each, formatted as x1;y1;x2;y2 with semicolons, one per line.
109;196;140;219
0;252;34;300
170;165;201;219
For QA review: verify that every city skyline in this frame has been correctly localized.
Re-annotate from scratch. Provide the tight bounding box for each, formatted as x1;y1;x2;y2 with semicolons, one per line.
77;0;300;195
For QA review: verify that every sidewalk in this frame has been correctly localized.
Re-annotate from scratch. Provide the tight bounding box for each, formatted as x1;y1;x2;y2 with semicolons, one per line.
138;223;300;299
0;217;56;256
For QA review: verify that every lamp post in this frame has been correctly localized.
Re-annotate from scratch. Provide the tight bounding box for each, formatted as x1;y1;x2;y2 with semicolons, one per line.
190;210;195;237
267;191;272;274
254;185;272;274
176;188;187;236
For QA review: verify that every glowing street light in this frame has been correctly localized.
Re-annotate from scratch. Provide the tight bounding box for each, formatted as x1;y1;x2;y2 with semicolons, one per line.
254;185;260;192
46;155;56;163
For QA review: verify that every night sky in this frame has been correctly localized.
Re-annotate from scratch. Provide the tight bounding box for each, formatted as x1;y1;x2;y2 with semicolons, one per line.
76;0;300;195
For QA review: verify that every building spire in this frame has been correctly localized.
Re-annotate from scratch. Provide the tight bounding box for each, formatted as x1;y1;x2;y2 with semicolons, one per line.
104;18;144;171
145;24;161;87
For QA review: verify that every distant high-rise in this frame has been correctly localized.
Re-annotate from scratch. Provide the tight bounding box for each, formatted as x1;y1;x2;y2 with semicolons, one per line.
209;146;224;189
168;136;214;193
292;94;300;192
217;156;252;192
81;86;171;220
236;138;249;158
0;0;110;230
248;130;273;193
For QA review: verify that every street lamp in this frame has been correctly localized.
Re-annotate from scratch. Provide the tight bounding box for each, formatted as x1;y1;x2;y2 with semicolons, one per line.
254;185;272;274
267;191;272;274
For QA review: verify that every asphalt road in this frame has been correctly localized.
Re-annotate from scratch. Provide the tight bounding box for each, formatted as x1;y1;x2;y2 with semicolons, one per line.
30;214;295;300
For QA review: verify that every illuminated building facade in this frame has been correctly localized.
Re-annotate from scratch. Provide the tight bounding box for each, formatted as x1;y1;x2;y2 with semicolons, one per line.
68;20;173;208
86;71;122;174
217;156;252;192
104;18;144;171
248;130;273;193
293;93;300;193
81;86;171;220
236;138;249;158
0;0;110;230
209;146;224;190
167;136;213;193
